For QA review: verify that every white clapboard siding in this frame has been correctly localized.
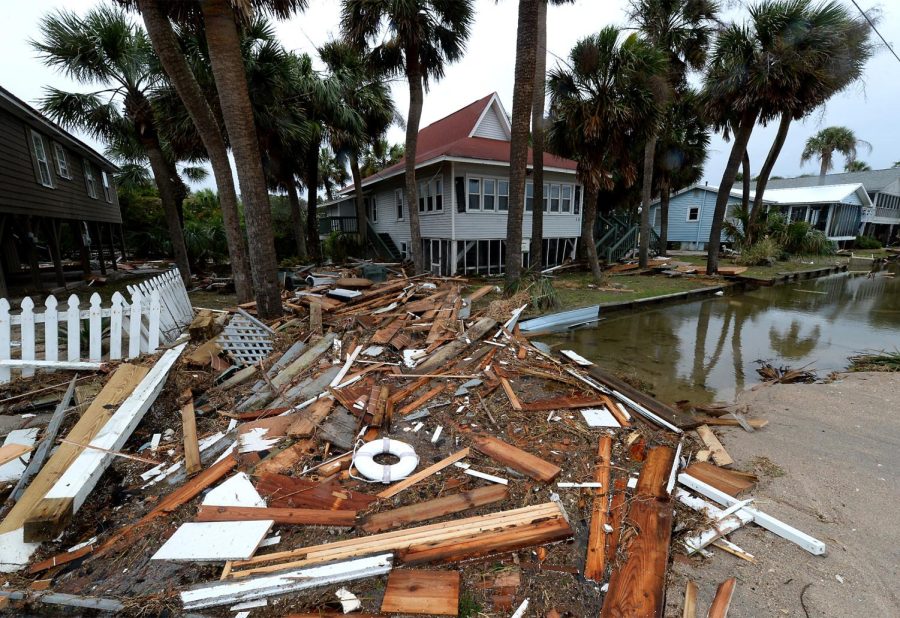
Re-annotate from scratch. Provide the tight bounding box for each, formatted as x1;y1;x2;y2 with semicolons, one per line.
0;268;191;384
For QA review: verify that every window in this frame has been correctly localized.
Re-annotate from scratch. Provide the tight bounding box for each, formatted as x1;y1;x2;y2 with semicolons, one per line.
400;241;408;258
483;179;496;211
101;171;112;202
53;143;70;179
367;196;377;222
30;130;54;188
395;189;404;220
574;185;582;214
433;178;443;211
561;185;572;213
498;180;509;211
525;182;534;212
549;184;560;212
418;182;427;212
687;206;700;221
468;178;481;210
83;160;97;198
543;183;549;212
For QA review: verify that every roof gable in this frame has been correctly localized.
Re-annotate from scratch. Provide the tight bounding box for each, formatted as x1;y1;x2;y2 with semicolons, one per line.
759;183;872;207
469;94;511;141
767;168;900;192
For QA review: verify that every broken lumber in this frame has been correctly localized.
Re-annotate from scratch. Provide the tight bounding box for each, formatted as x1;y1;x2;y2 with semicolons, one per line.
377;448;470;499
255;473;376;511
361;485;508;533
195;505;355;527
601;446;675;618
683;461;756;497
240;333;336;410
24;343;186;542
286;397;335;437
381;569;460;616
470;434;560;483
683;580;698;618
415;318;497;373
707;578;737;618
180;391;201;476
584;436;612;582
0;445;32;467
582;364;692;429
695;425;733;467
499;377;523;411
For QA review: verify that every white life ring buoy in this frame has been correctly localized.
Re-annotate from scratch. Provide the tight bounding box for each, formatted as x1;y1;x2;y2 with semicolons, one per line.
353;438;419;484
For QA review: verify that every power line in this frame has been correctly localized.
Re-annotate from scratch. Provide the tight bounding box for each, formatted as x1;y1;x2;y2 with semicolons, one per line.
849;0;900;65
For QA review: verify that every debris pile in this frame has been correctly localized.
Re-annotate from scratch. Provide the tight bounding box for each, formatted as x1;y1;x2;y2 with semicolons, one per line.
0;270;827;616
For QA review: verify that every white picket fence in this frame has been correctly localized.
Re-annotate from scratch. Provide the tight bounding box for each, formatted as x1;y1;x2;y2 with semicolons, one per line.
0;269;193;384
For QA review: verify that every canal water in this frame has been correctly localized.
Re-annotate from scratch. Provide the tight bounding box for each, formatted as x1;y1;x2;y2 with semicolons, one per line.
539;264;900;405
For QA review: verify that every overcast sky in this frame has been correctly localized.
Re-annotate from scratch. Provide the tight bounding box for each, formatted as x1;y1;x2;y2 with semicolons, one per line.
3;0;898;193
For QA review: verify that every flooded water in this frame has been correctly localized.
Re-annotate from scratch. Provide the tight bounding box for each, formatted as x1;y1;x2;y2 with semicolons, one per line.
539;264;900;405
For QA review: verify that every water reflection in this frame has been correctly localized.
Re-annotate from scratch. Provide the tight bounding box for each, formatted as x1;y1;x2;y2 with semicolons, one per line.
539;264;900;404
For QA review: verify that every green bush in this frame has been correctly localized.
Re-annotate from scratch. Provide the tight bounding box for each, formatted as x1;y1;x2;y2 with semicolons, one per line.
323;231;361;263
738;237;781;266
854;235;883;249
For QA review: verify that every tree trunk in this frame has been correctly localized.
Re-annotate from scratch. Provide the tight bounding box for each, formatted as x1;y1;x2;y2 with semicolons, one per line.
578;193;592;261
404;52;425;274
582;186;604;283
286;182;307;257
305;143;322;261
659;178;670;257
529;0;547;271
350;154;367;246
505;0;539;285
707;109;758;274
143;138;192;286
748;111;791;245
638;133;657;268
201;0;281;318
139;0;252;303
741;150;751;217
819;152;829;177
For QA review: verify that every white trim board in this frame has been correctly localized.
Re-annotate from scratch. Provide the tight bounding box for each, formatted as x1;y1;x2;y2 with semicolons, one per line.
151;520;274;562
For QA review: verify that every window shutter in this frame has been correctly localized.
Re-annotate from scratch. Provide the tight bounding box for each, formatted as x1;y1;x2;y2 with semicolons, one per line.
455;176;465;213
26;129;44;185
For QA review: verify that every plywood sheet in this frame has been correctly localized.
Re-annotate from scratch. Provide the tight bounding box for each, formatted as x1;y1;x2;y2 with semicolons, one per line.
151;520;273;562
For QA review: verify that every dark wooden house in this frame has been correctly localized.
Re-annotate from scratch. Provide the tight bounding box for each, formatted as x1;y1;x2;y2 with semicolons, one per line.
0;85;123;296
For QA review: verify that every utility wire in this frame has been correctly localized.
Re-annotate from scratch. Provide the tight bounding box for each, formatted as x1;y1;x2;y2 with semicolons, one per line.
849;0;900;65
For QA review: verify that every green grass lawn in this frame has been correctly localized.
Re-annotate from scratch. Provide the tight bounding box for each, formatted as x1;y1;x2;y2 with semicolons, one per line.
673;253;847;281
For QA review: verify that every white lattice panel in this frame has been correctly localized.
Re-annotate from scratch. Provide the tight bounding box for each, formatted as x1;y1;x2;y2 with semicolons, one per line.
218;309;274;366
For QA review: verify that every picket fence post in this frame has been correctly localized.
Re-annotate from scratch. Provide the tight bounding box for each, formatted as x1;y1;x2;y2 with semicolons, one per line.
88;293;102;363
129;289;142;359
110;292;124;360
67;294;81;362
20;297;35;378
0;299;9;383
44;296;58;363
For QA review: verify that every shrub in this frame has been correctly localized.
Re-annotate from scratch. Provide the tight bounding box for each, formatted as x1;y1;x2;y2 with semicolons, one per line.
738;237;780;266
854;235;883;249
323;231;361;263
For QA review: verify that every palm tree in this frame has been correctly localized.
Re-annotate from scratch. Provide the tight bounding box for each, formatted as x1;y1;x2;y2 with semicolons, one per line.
801;126;873;177
133;0;253;303
628;0;717;268
548;28;667;282
529;0;549;271
845;160;872;172
32;6;192;285
360;139;404;177
342;0;474;274
745;2;871;245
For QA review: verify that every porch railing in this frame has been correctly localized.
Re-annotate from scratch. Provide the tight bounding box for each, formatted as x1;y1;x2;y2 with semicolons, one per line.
319;216;359;236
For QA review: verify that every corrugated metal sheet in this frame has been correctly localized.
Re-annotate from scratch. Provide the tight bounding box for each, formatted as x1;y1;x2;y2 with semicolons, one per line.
519;305;600;334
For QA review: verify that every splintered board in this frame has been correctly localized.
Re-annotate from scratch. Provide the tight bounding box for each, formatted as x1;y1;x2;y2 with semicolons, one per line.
254;473;376;511
470;435;561;483
380;570;460;616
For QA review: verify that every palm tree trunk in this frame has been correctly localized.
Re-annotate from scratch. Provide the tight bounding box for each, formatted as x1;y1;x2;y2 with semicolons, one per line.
659;177;670;257
707;109;758;274
305;143;322;261
748;111;791;245
405;51;425;274
582;186;603;283
638;133;657;268
138;0;252;304
578;193;592;261
350;154;367;246
143;139;191;286
286;182;307;257
741;150;751;216
528;0;547;271
201;0;281;318
819;150;830;178
505;0;539;285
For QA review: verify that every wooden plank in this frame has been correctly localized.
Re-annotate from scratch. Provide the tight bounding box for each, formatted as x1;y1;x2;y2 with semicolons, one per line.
695;425;733;467
24;344;186;542
695;417;768;429
600;446;675;618
583;364;692;429
683;580;698;618
0;364;149;544
606;477;627;564
180;391;201;476
360;485;508;533
470;434;560;483
416;318;498;374
381;570;460;616
196;505;356;527
286;397;335;437
397;384;446;416
255;473;377;511
707;578;737;618
0;444;32;466
465;285;494;303
584;436;612;582
377;448;470;500
499;377;523;411
519;395;607;412
683;461;756;497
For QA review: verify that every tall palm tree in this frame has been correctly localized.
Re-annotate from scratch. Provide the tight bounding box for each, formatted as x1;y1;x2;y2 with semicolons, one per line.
32;6;192;285
548;28;666;282
745;2;871;245
628;0;717;268
529;0;549;271
844;160;871;172
801;126;873;177
133;0;253;303
342;0;474;274
361;139;404;177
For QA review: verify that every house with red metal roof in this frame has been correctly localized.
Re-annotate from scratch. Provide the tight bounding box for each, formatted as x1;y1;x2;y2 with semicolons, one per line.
323;93;583;275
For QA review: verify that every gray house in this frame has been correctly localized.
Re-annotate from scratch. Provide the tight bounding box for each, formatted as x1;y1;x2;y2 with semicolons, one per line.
768;168;900;243
0;85;121;295
323;93;583;275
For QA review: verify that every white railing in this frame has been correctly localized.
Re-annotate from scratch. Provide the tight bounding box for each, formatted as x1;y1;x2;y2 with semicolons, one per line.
0;269;193;384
